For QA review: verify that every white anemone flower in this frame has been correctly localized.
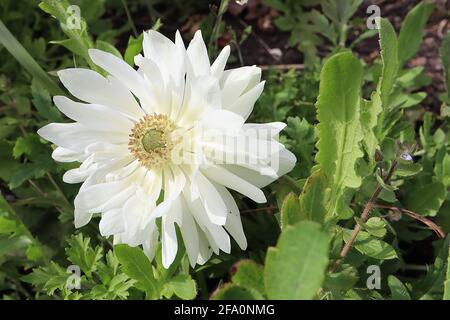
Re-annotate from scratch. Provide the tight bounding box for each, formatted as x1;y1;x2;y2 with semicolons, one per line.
38;30;296;268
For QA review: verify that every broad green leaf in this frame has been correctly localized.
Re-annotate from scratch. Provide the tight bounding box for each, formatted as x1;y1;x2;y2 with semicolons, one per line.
115;244;157;299
397;1;434;67
404;182;446;216
265;221;329;299
388;276;411;300
163;274;197;300
298;170;328;223
355;217;387;238
324;265;359;292
280;192;303;228
343;229;397;260
231;260;265;295
315;51;364;216
211;283;264;300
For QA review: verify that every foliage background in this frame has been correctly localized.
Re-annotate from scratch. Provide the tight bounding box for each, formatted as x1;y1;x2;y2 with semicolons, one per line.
0;0;449;300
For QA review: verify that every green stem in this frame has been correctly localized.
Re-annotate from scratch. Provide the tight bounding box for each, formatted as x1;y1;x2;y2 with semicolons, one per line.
121;0;138;37
0;19;63;96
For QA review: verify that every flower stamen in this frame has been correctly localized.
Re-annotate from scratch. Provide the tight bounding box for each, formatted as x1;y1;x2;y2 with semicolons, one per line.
129;114;176;169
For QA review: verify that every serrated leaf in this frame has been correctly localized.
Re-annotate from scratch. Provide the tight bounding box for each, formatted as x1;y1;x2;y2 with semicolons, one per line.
114;244;157;299
397;1;434;67
66;234;103;277
265;221;329;299
315;51;364;216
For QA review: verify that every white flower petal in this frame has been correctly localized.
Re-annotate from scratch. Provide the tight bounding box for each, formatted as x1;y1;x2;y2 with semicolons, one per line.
211;45;230;79
52;147;85;163
161;215;178;268
143;221;159;261
226;81;265;120
186;30;210;77
38;123;128;151
214;183;247;250
195;171;228;225
57;68;144;119
99;208;124;236
88;49;155;112
202;165;266;203
220;66;261;108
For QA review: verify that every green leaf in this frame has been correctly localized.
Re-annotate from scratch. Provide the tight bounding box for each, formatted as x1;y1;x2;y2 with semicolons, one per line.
211;283;264;300
388;276;411;300
444;246;450;300
324;265;359;292
114;244;157;299
96;40;122;59
265;221;330;299
39;0;98;71
397;1;434;67
440;31;450;102
22;261;70;296
66;234;103;277
355;217;387;238
404;182;446;216
435;150;450;187
315;51;364;216
361;91;382;161
343;229;397;260
395;161;422;177
231;260;265;295
280;192;302;228
31;78;62;122
298;170;328;223
163;274;197;300
378;18;399;106
0;19;63;96
124;33;143;66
